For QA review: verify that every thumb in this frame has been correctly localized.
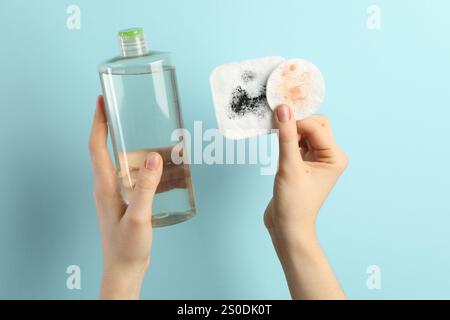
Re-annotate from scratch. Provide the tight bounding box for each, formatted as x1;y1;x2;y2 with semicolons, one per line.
274;105;302;170
126;152;163;222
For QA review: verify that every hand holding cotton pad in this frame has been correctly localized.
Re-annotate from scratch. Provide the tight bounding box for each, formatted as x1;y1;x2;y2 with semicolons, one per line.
210;56;325;139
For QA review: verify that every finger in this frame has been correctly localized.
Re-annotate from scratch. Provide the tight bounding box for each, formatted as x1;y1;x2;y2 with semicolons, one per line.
89;96;114;173
126;152;163;224
297;115;335;151
297;115;343;164
274;105;302;169
89;96;120;197
307;114;334;136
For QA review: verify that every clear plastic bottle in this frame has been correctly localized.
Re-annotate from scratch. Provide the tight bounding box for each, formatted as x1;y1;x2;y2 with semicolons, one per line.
98;28;196;227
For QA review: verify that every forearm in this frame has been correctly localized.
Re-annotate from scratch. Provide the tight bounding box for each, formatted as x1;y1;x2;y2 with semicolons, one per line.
100;268;145;300
272;232;345;300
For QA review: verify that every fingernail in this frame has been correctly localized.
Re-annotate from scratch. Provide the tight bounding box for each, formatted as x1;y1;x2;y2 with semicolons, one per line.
276;105;291;122
145;153;159;170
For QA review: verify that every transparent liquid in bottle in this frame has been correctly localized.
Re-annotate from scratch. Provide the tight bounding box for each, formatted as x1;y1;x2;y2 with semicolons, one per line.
99;28;196;227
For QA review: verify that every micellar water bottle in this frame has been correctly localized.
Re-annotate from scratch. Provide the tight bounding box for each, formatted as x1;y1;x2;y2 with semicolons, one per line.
98;28;196;227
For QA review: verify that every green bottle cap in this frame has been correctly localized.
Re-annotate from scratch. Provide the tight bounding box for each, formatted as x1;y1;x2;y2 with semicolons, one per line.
118;27;144;39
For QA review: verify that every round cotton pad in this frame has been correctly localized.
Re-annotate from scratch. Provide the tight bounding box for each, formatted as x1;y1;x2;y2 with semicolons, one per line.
266;59;325;120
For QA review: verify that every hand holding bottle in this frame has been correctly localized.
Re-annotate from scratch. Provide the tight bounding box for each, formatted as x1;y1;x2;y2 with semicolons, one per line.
265;104;348;300
89;96;163;299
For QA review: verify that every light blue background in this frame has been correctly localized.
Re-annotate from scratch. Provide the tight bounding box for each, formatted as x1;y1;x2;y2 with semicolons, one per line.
1;0;449;299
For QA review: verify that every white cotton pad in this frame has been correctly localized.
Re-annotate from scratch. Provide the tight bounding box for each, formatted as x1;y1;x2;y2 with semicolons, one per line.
266;59;325;120
210;56;284;139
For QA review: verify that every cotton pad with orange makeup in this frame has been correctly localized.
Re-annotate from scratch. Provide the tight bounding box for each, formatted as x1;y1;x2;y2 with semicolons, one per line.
266;59;325;119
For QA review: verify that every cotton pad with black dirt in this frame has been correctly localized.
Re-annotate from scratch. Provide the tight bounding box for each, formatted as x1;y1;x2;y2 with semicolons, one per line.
228;85;268;118
209;56;284;139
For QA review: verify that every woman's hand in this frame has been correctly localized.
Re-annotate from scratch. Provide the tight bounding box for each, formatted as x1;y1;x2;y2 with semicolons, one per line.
89;96;163;299
265;104;348;300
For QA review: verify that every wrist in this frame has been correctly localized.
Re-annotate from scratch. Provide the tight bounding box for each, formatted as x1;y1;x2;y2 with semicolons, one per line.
269;221;317;246
269;225;320;260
